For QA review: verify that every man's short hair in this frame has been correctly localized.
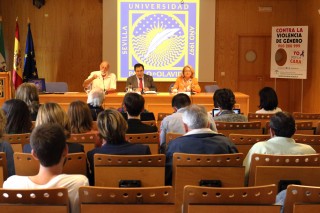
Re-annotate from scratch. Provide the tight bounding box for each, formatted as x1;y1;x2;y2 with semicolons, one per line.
270;111;295;137
30;123;66;167
134;63;144;71
182;104;208;129
123;93;145;116
213;88;236;110
171;93;191;109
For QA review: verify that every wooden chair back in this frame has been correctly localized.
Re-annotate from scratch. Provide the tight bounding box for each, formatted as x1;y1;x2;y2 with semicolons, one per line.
173;153;245;212
14;152;87;176
284;184;320;213
67;133;98;153
292;134;320;153
141;120;157;127
157;112;171;129
92;121;98;131
79;186;175;213
265;121;314;134
0;153;7;187
183;184;279;213
248;153;320;188
215;121;262;136
3;133;30;152
228;134;270;156
126;133;159;154
0;188;69;213
94;154;165;187
166;132;183;145
248;113;274;133
293;112;320;128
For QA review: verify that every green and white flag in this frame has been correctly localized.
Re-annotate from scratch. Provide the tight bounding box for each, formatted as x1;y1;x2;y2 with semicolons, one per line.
0;16;7;72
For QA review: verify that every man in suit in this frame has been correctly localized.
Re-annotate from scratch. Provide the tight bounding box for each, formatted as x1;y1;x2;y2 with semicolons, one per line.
126;63;157;92
165;104;238;185
123;92;158;133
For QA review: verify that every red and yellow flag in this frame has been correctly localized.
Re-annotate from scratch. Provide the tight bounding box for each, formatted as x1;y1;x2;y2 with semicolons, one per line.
13;18;22;89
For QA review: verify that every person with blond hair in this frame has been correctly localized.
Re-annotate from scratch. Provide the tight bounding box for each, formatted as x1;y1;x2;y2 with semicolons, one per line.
87;109;151;185
23;102;84;153
171;65;201;93
15;82;40;120
68;100;95;134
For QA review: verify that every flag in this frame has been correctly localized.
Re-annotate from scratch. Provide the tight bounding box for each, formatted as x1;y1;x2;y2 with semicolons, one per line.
0;16;7;72
23;22;38;81
13;18;23;89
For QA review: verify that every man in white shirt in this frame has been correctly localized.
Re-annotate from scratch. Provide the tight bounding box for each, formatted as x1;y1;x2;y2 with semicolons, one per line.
83;61;117;93
3;123;89;213
160;93;217;149
243;111;316;183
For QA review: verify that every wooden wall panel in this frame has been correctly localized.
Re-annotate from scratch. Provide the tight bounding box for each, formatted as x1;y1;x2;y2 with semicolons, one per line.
295;0;320;113
0;0;102;92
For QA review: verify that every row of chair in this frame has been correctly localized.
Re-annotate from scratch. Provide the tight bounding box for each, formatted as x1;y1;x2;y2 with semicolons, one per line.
0;183;319;212
4;131;320;158
2;152;320;212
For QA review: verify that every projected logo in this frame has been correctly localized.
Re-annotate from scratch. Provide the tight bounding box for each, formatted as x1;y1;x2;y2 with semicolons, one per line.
132;13;184;67
118;0;199;81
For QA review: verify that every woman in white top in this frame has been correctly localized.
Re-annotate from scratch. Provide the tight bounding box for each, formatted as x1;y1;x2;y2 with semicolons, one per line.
256;87;282;114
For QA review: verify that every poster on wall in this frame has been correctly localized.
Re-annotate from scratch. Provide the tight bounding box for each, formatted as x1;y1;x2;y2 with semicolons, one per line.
270;26;308;79
117;0;200;82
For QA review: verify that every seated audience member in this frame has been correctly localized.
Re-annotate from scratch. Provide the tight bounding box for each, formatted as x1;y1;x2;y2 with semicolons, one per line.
0;109;15;177
68;100;95;134
117;101;155;121
87;109;151;185
82;61;116;93
213;88;248;122
3;123;89;213
165;104;238;185
160;93;217;148
87;88;105;121
2;99;33;134
243;112;316;183
123;93;158;133
23;102;84;153
171;65;201;93
15;83;40;121
126;63;157;92
256;86;282;114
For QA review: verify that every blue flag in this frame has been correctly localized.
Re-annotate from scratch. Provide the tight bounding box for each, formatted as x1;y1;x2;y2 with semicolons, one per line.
23;22;38;81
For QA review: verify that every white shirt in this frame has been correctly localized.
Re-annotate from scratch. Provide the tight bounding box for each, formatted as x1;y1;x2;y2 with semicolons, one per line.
243;136;316;182
256;107;282;114
3;174;89;213
86;71;117;92
160;108;217;146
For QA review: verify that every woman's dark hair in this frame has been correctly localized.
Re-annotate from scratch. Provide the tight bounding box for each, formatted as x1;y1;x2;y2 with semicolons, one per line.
2;99;32;134
213;88;236;110
258;87;278;111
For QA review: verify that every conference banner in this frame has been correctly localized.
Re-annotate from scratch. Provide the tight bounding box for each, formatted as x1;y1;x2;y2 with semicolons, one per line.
117;0;200;81
270;26;308;79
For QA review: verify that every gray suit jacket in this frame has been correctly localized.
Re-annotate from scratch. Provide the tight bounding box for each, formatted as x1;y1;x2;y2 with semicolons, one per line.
126;74;157;91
